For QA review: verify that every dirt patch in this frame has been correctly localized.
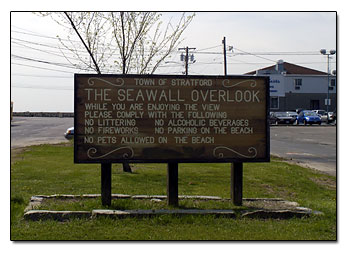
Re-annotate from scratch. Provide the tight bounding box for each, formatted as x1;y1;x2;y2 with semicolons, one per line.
260;184;276;195
243;199;299;210
259;184;297;199
11;143;72;165
309;177;336;190
11;147;29;165
271;155;336;177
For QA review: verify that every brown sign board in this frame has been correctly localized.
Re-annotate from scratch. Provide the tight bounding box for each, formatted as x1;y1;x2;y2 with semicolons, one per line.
74;74;269;163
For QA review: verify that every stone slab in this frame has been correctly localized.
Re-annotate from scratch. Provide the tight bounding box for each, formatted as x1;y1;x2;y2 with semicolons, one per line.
24;210;91;221
30;194;225;201
92;209;236;218
179;195;223;200
23;194;324;221
131;195;167;200
241;209;313;219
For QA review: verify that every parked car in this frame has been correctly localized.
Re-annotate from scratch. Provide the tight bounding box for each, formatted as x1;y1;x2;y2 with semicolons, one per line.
270;112;297;125
292;108;304;114
286;111;298;120
64;127;74;140
312;109;328;122
330;110;336;125
327;110;336;124
297;111;321;125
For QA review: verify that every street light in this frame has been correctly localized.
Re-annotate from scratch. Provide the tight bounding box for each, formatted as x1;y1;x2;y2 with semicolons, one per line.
320;49;336;123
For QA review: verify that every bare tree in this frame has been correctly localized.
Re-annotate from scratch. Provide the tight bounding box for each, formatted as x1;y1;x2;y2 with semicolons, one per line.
38;12;115;74
38;12;195;74
109;12;194;74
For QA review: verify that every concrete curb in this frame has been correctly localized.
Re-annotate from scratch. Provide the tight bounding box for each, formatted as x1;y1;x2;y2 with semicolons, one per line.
23;194;323;221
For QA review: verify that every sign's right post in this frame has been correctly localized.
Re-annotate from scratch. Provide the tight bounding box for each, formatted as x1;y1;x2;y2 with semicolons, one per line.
231;162;243;206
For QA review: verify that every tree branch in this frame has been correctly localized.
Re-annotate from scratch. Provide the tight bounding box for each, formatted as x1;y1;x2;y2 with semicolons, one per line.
64;12;101;74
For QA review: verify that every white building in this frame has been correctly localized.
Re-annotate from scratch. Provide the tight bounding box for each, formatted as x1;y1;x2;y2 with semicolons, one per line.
245;60;336;112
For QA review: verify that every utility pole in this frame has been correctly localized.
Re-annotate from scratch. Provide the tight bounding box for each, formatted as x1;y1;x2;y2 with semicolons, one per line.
222;37;242;205
222;37;227;76
320;49;336;123
168;46;194;207
178;46;196;75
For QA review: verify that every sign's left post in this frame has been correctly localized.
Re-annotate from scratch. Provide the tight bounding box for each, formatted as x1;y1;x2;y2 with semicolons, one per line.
101;163;112;206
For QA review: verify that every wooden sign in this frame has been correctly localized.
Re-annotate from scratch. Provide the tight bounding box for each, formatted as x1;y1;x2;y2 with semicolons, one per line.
74;74;269;163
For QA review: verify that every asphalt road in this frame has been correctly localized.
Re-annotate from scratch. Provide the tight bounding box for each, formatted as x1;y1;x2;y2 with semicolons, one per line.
11;117;337;176
270;125;336;176
11;117;73;148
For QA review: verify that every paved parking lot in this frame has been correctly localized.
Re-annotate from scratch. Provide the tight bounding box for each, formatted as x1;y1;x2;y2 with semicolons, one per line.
11;117;337;176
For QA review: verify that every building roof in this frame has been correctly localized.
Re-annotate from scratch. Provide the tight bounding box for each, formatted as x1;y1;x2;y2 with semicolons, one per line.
245;62;327;75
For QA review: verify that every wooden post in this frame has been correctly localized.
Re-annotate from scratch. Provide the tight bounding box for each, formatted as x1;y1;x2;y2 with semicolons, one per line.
167;162;178;206
101;163;112;206
231;162;243;206
123;162;132;172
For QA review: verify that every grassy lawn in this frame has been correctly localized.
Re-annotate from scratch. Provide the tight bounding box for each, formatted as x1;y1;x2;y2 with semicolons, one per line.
10;143;336;240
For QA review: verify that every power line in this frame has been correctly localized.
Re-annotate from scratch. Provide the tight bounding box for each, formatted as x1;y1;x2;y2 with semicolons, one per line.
11;62;77;73
12;29;226;57
11;73;72;78
11;40;122;70
11;29;179;55
196;45;222;52
193;50;327;56
194;61;336;65
11;61;121;75
12;26;332;70
11;25;41;33
227;47;275;63
12;25;222;54
11;37;119;62
12;54;79;69
231;52;329;56
12;27;333;75
12;53;116;73
11;36;177;58
11;37;90;54
13;31;330;70
11;29;81;43
12;41;82;61
12;85;73;91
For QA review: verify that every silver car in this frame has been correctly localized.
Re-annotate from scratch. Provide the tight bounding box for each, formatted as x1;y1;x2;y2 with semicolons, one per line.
312;110;328;122
64;127;74;140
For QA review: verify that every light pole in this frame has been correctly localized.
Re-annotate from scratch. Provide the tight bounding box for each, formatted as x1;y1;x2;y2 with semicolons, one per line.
320;49;336;123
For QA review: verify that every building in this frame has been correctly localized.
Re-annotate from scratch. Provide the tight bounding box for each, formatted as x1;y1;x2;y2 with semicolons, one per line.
245;60;336;112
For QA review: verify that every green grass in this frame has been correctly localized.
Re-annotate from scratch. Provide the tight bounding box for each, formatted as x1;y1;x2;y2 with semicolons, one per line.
11;143;336;240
